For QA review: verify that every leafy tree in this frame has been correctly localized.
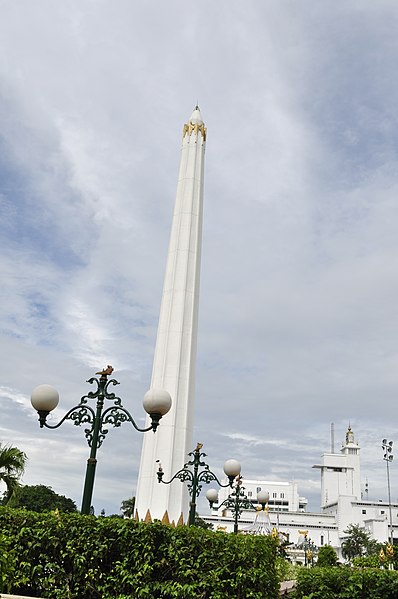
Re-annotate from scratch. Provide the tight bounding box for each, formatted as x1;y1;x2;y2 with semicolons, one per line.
0;444;27;503
366;537;383;556
120;495;135;518
9;484;77;513
341;524;373;562
317;544;338;567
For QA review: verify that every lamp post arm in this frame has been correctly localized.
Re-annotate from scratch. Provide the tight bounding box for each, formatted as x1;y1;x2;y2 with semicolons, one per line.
216;494;253;514
101;405;154;434
158;467;225;526
197;469;225;488
157;467;194;487
37;403;96;431
217;497;235;511
236;497;256;511
217;496;255;514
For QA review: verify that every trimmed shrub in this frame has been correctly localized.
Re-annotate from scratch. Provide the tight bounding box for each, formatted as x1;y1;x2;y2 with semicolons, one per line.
0;531;16;593
295;566;398;599
0;507;279;599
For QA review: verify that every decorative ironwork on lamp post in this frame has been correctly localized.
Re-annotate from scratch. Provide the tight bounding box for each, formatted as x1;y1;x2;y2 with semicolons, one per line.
207;475;270;533
31;366;172;515
156;442;240;526
382;438;394;546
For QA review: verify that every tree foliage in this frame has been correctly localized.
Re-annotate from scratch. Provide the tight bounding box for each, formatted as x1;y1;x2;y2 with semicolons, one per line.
120;496;135;518
9;484;77;513
0;443;27;503
0;506;279;598
317;544;338;567
341;524;374;562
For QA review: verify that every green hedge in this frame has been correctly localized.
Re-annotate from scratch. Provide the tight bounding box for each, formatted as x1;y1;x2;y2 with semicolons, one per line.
295;566;398;599
0;507;279;599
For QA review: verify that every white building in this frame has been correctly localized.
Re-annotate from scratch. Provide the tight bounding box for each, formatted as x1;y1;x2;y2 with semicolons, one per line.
202;426;397;559
215;479;307;514
313;425;361;509
313;426;394;546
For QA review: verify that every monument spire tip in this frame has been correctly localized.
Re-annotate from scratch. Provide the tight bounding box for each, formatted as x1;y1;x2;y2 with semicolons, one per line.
189;105;203;125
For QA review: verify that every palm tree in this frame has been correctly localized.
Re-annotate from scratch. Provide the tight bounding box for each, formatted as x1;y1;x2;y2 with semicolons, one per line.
0;443;27;503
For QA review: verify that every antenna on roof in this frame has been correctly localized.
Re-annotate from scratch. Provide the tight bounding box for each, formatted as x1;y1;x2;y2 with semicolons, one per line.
331;422;335;453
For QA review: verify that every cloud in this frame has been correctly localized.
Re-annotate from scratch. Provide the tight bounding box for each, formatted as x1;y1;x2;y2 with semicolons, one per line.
0;0;397;515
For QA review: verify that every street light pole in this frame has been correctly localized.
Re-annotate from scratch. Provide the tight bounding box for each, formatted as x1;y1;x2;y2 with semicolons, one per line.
207;476;269;533
304;535;308;567
31;366;172;515
156;443;240;526
382;438;394;546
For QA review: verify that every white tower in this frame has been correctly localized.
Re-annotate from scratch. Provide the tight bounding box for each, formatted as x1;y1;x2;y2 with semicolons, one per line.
313;425;361;509
135;107;206;524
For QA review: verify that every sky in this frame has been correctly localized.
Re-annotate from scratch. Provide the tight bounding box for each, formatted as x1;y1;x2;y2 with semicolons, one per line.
1;0;398;516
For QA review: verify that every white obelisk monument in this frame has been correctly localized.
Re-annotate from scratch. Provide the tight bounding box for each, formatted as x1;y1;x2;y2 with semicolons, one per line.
135;107;206;524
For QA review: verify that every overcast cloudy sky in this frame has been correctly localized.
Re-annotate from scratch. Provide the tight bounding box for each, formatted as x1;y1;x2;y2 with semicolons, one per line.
1;1;398;516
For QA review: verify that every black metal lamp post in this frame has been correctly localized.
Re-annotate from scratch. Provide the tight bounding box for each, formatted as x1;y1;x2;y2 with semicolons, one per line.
31;366;172;515
156;442;240;526
300;533;317;567
382;438;394;545
305;539;313;566
207;476;270;533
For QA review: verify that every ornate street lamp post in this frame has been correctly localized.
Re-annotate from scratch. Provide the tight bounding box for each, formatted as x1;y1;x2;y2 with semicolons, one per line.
207;476;269;533
382;438;394;546
31;366;171;515
156;442;240;526
302;535;317;567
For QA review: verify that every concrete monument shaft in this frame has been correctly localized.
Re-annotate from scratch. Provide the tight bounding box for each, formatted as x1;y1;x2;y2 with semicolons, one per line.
135;107;206;523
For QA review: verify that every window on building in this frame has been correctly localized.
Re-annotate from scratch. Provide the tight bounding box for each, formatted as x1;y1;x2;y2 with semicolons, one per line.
280;493;285;498
257;487;261;492
248;491;252;497
381;510;385;515
320;535;324;546
362;509;366;514
273;492;277;498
